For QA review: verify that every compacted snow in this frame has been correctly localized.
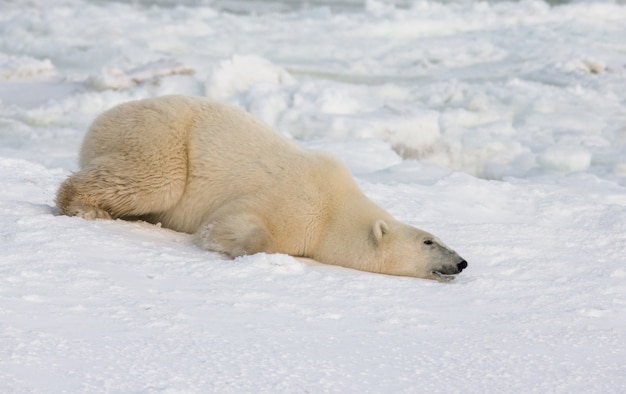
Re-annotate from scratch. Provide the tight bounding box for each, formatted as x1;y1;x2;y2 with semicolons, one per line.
1;0;625;392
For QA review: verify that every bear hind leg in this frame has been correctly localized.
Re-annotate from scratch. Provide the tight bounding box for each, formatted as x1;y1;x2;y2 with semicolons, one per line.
56;155;186;220
56;175;113;219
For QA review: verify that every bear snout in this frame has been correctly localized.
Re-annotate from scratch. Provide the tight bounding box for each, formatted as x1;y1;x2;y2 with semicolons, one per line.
431;259;468;279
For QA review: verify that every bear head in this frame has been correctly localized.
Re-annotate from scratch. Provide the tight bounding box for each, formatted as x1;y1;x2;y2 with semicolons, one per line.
369;220;468;281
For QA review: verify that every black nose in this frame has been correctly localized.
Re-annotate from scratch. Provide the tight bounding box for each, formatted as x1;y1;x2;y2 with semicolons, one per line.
457;260;468;272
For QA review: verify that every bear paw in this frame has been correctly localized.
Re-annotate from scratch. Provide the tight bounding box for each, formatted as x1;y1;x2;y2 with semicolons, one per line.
66;204;112;220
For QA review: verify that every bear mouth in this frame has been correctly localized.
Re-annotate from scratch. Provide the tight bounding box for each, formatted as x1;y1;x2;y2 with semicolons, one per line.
431;260;467;282
431;271;457;282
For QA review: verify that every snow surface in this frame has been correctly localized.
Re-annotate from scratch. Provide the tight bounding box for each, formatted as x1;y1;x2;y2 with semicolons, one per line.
1;0;625;392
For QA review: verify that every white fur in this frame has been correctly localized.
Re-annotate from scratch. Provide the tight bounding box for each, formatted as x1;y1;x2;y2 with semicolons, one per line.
56;95;467;281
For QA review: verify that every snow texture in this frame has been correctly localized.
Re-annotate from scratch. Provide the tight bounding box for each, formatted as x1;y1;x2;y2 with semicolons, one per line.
1;0;625;392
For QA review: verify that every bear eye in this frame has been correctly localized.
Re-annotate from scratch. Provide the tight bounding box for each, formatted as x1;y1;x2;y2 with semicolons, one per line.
424;240;433;245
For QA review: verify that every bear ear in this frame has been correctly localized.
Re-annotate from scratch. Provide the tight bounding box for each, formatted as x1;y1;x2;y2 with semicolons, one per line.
372;219;389;244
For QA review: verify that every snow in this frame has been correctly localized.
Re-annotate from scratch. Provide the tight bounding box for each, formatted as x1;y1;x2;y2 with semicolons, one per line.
1;0;625;392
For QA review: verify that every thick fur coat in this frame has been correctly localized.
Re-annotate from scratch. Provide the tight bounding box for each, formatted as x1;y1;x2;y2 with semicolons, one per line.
57;96;467;281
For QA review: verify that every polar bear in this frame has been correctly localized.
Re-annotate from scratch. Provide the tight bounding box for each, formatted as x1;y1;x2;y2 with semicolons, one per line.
56;95;467;281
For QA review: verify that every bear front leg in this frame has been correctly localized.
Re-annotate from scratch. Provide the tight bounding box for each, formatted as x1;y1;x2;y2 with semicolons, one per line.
195;212;275;258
